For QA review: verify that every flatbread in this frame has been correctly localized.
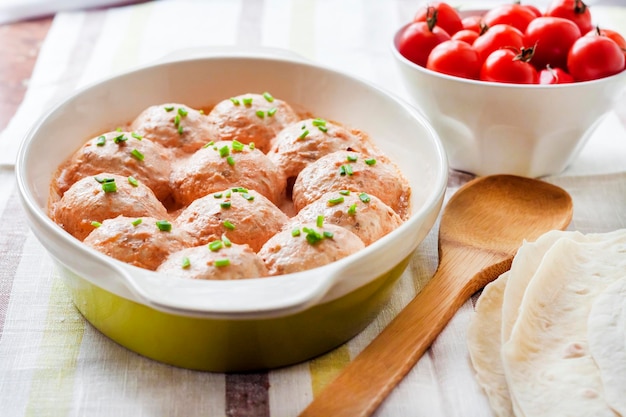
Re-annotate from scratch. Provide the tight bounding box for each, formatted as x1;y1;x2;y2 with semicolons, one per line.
502;234;626;417
588;277;626;416
467;272;512;417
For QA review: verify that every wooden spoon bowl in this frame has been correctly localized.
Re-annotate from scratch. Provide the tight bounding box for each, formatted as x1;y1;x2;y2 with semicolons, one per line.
300;174;573;417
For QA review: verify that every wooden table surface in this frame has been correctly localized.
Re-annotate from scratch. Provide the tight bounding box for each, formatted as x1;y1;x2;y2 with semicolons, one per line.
0;17;52;132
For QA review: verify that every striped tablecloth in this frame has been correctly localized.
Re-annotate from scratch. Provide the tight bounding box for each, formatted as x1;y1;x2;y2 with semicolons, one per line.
1;1;626;416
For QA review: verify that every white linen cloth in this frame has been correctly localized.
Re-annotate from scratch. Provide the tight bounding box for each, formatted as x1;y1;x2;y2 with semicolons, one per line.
1;1;626;416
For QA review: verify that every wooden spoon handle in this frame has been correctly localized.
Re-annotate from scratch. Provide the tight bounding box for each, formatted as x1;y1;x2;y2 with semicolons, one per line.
298;249;510;417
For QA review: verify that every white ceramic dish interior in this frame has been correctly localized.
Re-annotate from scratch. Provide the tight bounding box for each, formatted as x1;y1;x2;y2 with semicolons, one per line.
391;17;626;178
16;51;448;320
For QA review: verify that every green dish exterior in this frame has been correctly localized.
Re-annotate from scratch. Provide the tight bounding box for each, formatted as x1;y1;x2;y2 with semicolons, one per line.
60;256;410;372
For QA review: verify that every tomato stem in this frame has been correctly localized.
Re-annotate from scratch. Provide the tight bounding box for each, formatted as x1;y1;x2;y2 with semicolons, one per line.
426;7;439;32
574;0;588;15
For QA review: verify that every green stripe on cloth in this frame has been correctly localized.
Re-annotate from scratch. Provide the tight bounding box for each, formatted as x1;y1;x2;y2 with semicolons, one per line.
24;272;85;417
111;1;156;73
308;344;351;396
289;0;316;60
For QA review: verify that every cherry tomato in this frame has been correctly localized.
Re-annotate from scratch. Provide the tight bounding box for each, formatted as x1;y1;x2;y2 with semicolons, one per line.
473;24;525;63
525;17;581;70
524;4;543;18
452;29;480;44
546;0;593;35
398;21;451;67
568;35;626;81
538;66;575;84
414;2;463;36
482;3;537;33
426;40;481;79
480;48;539;84
462;15;484;33
586;27;626;61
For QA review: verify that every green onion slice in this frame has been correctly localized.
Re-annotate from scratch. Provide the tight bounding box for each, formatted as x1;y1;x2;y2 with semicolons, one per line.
223;220;236;230
114;134;127;144
214;258;230;267
267;107;277;117
127;176;139;187
177;107;188;117
164;106;175;112
316;215;324;228
255;110;265;119
347;155;358;162
232;140;244;152
291;228;301;237
263;92;274;102
359;192;371;203
131;218;142;226
156;220;172;231
131;132;143;140
91;221;101;228
230;97;240;105
328;196;345;206
242;97;253;106
96;136;106;146
298;129;310;140
226;156;235;166
219;145;230;158
181;257;191;269
222;235;232;247
348;203;357;215
101;181;117;193
130;149;144;161
339;190;351;195
220;201;232;209
209;240;223;252
364;158;377;166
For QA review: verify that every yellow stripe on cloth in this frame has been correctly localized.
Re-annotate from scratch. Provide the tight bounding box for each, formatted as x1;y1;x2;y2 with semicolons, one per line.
110;1;156;73
309;344;351;396
24;273;86;417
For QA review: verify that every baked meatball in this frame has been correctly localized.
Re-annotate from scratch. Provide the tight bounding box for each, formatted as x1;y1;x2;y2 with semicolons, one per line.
157;242;269;280
170;140;286;207
258;222;365;276
295;190;403;246
54;130;172;202
175;188;289;252
84;216;189;271
52;173;169;241
206;93;299;153
292;151;411;219
267;118;371;180
130;103;215;154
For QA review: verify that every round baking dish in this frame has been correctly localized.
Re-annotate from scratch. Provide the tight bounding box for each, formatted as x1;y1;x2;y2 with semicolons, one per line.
16;51;448;372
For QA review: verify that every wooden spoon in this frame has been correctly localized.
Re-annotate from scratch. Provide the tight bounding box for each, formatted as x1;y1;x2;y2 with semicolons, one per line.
299;174;573;417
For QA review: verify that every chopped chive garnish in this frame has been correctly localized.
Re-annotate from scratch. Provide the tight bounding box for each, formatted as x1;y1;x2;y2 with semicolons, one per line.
91;221;101;228
339;190;351;195
232;140;244;152
181;257;191;269
128;176;139;187
255;110;265;119
249;142;255;150
225;191;232;198
156;220;172;231
364;158;377;166
303;227;324;245
130;149;145;161
263;92;274;102
203;141;215;148
298;130;310;140
213;192;223;198
177;125;184;135
131;132;143;140
209;240;223;252
241;193;255;201
301;124;306;129
242;97;253;106
323;231;334;239
220;201;232;209
164;106;175;112
223;220;236;230
312;118;326;127
232;187;249;193
359;192;371;203
318;126;328;133
267;107;277;117
347;155;358;162
94;176;115;184
230;97;240;105
316;215;324;228
101;181;117;193
214;258;230;267
131;218;142;226
222;235;232;247
174;114;180;127
219;145;230;157
177;107;188;117
328;196;345;205
291;228;301;237
226;156;235;166
114;134;127;144
348;203;357;215
339;164;354;176
96;136;106;146
116;127;123;132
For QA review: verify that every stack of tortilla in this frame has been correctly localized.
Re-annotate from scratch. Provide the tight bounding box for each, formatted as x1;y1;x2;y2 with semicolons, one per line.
467;229;626;417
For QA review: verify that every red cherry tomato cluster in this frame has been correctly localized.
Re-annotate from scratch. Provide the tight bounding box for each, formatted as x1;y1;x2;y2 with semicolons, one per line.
397;0;626;84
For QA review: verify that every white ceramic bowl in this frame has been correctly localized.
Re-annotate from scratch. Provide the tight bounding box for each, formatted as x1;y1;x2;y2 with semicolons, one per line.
16;51;447;371
392;22;626;177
